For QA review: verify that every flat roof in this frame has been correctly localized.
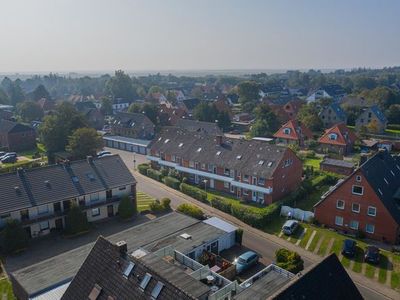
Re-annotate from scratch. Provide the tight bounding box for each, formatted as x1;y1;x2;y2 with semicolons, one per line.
11;212;227;296
321;158;354;168
203;217;237;233
31;282;70;300
103;135;152;147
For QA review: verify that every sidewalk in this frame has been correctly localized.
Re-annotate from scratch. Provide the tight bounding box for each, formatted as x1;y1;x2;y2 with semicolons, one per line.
133;170;399;300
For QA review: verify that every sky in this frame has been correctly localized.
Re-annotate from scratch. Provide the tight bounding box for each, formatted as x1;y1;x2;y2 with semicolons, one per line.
0;0;399;73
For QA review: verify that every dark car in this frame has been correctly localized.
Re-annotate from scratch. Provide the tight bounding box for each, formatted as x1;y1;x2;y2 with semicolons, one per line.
341;239;356;257
1;155;17;163
364;246;380;264
0;152;16;160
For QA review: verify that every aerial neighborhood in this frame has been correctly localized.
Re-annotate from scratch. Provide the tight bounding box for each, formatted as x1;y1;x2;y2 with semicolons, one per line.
0;67;400;300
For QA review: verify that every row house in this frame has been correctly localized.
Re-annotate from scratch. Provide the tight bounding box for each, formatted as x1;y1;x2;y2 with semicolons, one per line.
111;112;155;140
148;128;303;205
0;155;136;238
314;150;400;244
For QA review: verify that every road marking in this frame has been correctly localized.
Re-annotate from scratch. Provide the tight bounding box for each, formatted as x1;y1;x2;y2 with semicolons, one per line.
295;228;306;246
325;238;335;255
278;232;283;238
313;236;325;254
305;230;316;251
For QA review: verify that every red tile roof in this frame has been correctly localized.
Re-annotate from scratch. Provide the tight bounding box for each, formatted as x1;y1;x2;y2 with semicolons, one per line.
318;123;357;146
273;120;313;141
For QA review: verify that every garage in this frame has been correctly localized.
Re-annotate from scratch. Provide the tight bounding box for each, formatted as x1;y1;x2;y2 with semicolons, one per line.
103;135;151;155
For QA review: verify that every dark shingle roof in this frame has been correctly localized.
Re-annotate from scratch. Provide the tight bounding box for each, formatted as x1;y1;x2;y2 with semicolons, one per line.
0;155;135;214
0;119;34;134
370;105;387;123
151;127;290;179
271;254;362;300
182;98;201;111
113;112;155;129
61;236;206;300
175;119;222;135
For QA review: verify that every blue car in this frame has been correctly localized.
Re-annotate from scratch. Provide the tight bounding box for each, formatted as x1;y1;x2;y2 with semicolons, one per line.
234;251;259;274
341;239;357;257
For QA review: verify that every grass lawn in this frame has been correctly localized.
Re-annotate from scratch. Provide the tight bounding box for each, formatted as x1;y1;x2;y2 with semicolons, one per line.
303;157;322;170
307;232;321;252
378;255;388;284
341;256;351;268
352;247;365;273
317;236;331;256
386;128;400;135
0;278;16;300
365;263;376;278
391;254;400;290
295;185;329;211
136;191;156;212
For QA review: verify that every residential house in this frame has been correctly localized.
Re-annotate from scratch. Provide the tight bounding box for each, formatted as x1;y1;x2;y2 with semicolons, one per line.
180;98;201;116
319;103;347;128
112;98;131;113
273;120;313;147
158;103;187;126
83;108;105;130
318;123;357;155
306;84;346;103
339;96;369;108
111;112;155;140
0;154;136;239
175;119;223;135
268;99;305;123
37;98;55;114
148;128;303;205
314;150;400;243
214;96;233;117
355;106;388;134
0;109;13;121
320;158;355;176
0;119;36;151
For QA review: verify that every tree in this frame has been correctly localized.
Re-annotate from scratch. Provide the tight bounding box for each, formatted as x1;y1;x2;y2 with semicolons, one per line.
275;248;304;274
7;82;25;106
148;85;163;95
177;203;204;220
386;104;400;124
39;102;87;153
360;86;400;109
343;105;363;126
193;102;216;122
217;111;231;131
118;195;136;219
64;204;89;235
17;101;44;122
0;88;10;105
67;127;103;159
237;81;260;113
106;70;137;100
127;102;142;113
32;84;51;101
0;219;29;254
142;103;159;124
297;104;323;131
250;103;279;137
100;97;113;115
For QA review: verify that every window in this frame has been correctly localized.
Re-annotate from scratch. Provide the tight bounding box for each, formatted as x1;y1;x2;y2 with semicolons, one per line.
243;189;249;196
352;185;363;195
118;186;126;191
283;128;291;135
171;155;176;162
140;273;152;290
335;216;343;226
201;163;206;170
92;208;100;217
267;161;273;167
151;282;164;299
352;203;360;213
243;175;249;182
224;182;229;189
367;206;376;217
258;177;265;186
230;184;235;193
236;155;242;160
196;147;202;152
329;133;338;140
164;139;170;144
0;213;10;220
366;224;375;234
178;143;183;148
349;220;359;230
224;168;230;176
216;151;221;156
258;160;264;165
356;175;362;182
123;262;135;278
336;200;345;210
39;221;49;231
189;161;195;168
37;205;49;215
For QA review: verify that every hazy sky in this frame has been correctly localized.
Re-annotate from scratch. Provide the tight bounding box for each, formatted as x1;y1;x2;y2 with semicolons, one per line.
0;0;399;72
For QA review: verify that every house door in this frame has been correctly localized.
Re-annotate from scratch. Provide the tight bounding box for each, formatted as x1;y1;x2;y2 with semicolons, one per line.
25;226;32;238
55;218;63;230
252;191;257;202
210;179;215;189
211;241;219;254
107;205;114;217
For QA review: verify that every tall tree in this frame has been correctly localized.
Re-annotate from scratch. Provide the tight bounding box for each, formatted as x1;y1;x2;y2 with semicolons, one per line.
237;81;260;113
142;103;159;124
100;97;113;115
0;88;10;105
127;102;142;113
8;82;25;106
32;84;51;101
386;104;400;124
297;104;323;131
250;103;279;137
17;101;44;122
67;127;103;159
106;70;137;100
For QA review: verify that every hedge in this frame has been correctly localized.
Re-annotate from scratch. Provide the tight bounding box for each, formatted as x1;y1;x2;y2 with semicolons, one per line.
146;168;163;181
210;196;232;213
275;248;304;274
179;183;207;202
138;163;150;175
163;176;180;190
177;203;204;220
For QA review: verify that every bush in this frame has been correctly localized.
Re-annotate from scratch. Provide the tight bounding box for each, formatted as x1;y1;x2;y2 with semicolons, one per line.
177;203;204;220
118;195;136;219
0;220;29;254
168;168;180;179
163;176;180;190
275;248;304;274
160;167;169;177
161;197;171;209
180;183;207;203
210;197;232;213
138;163;150;175
146;168;163;181
235;228;244;245
231;204;269;228
149;200;164;212
65;204;90;235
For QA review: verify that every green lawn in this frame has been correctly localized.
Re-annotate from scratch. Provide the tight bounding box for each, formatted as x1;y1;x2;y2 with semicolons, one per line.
392;255;400;290
0;278;16;300
136;191;156;212
365;263;376;278
386;128;400;135
303;157;322;170
295;185;329;211
378;255;389;284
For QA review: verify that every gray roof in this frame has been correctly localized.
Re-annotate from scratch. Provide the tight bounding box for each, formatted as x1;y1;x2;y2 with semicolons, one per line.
151;127;290;179
113;112;155;129
103;135;151;147
0;155;135;214
370;105;387;123
320;158;354;168
0;119;35;134
175;119;222;135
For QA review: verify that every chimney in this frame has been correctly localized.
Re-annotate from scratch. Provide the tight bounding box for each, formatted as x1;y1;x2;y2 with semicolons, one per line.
87;156;94;164
216;135;223;145
116;240;127;255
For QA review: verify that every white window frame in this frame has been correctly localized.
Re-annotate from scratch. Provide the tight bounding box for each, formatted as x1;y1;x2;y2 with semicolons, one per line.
92;208;100;217
349;220;359;230
335;216;343;226
223;182;229;189
243;175;249;182
356;175;362;182
258;177;265;186
336;200;345;210
39;221;49;231
230;184;235;193
367;206;376;217
224;168;230;176
189;161;195;168
283;128;291;135
365;224;375;234
37;205;49;215
243;189;249;196
352;185;364;195
351;203;360;213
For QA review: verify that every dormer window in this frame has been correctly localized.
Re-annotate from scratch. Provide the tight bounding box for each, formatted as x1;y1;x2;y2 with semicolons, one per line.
236;155;242;160
283;128;291;135
178;143;184;148
216;151;221;156
196;147;202;152
329;133;338;140
356;175;361;182
164;139;170;144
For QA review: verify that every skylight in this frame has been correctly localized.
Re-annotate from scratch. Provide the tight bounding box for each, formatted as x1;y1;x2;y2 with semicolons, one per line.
378;188;383;196
158;137;162;141
123;262;135;278
236;155;242;160
178;143;184;148
72;176;79;183
391;170;395;176
151;282;164;299
216;151;221;156
140;273;152;290
86;173;96;181
258;160;264;165
384;178;389;185
267;161;273;167
164;139;170;144
196;147;202;152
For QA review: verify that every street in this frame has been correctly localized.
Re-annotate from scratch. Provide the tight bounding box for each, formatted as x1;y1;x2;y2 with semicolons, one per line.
106;147;396;300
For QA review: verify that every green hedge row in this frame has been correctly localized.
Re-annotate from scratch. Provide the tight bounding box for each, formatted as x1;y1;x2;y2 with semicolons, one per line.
179;183;207;202
146;168;163;181
177;203;204;220
163;176;180;190
138;163;150;175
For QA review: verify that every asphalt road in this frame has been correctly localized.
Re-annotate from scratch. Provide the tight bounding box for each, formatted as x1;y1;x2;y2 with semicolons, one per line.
106;147;393;300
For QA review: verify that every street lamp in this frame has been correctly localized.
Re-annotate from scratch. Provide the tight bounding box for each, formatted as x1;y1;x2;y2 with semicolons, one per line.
203;179;208;193
133;153;136;170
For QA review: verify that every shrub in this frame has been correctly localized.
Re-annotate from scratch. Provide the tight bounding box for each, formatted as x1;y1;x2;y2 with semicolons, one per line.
231;204;267;228
210;197;232;214
118;195;137;219
0;220;28;254
177;203;204;220
149;200;164;212
235;228;244;245
160;167;169;177
308;140;319;150
163;176;180;190
65;204;90;235
138;163;150;175
146;168;163;181
179;183;207;203
275;248;304;274
161;197;171;210
168;168;180;179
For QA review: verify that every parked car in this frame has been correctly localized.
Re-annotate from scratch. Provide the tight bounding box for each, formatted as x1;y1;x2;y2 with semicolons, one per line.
282;220;299;235
0;152;16;160
1;155;17;163
0;151;6;157
364;246;380;264
234;251;259;274
341;239;357;257
97;150;111;157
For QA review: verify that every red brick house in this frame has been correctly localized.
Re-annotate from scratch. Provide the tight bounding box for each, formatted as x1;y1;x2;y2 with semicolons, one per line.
158;103;187;126
314;150;400;244
0;120;36;151
268;99;305;123
273;120;313;147
318;123;357;155
148;127;303;205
